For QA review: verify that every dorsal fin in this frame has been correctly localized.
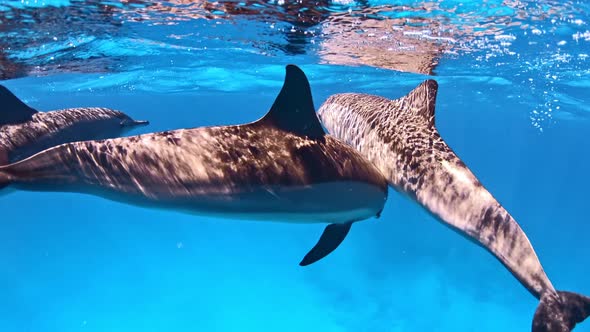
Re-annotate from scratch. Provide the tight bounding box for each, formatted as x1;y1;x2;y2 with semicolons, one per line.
258;64;325;139
0;85;38;126
401;79;438;127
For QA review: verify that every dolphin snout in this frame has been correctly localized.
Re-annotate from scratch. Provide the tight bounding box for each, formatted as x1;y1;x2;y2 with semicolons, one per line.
121;119;150;127
131;120;150;126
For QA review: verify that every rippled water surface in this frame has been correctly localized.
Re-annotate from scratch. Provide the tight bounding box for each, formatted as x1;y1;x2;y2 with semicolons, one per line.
1;1;590;331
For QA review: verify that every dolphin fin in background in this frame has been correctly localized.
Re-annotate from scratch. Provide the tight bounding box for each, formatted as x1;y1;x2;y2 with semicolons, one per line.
299;222;352;266
402;79;437;127
0;85;38;126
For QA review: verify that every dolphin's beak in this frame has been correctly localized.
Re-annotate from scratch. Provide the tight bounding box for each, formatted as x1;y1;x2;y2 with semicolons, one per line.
132;120;150;126
121;119;150;127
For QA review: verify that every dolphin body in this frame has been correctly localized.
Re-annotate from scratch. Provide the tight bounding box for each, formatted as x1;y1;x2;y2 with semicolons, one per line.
0;85;149;165
317;81;590;331
0;65;388;265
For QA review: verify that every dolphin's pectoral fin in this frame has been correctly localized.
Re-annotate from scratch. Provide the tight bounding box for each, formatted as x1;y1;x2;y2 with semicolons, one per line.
0;85;38;126
299;222;352;266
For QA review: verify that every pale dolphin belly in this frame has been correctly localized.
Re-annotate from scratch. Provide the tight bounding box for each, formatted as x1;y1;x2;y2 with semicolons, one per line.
13;178;384;224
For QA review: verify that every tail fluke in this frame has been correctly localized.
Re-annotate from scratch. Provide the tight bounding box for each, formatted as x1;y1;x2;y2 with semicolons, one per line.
533;291;590;332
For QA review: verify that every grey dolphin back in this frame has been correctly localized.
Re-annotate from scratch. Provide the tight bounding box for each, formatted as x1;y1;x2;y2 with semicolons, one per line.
0;85;38;126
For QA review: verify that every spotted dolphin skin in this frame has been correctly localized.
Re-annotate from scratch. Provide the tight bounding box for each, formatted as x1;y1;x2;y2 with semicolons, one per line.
317;81;590;331
0;84;149;165
0;65;388;266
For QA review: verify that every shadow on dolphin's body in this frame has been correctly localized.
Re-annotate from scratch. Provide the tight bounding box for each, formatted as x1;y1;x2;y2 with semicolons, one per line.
0;64;388;266
317;81;590;332
0;85;149;166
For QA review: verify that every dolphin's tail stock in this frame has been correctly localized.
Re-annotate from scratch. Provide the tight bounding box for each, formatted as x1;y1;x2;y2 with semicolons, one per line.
533;291;590;331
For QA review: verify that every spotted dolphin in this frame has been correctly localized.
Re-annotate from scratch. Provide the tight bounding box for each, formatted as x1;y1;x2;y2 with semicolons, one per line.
317;81;590;331
0;84;149;165
0;65;388;266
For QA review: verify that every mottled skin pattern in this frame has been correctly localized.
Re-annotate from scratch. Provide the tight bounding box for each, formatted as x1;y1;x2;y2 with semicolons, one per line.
0;107;144;164
1;121;387;223
318;80;590;331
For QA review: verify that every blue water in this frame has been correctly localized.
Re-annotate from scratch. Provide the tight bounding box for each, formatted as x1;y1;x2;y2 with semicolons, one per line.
1;0;590;331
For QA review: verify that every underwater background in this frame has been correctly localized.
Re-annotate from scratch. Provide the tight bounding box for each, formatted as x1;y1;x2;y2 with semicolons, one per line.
1;0;590;331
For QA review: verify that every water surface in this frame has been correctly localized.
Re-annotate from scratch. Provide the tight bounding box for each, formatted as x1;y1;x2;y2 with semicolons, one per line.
1;1;590;331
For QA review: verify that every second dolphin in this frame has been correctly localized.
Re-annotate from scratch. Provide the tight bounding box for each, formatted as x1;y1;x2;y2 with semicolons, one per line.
317;81;590;332
0;85;148;165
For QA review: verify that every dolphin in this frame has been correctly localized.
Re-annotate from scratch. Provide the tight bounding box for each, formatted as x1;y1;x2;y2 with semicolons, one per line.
0;84;149;165
317;81;590;331
0;65;388;266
